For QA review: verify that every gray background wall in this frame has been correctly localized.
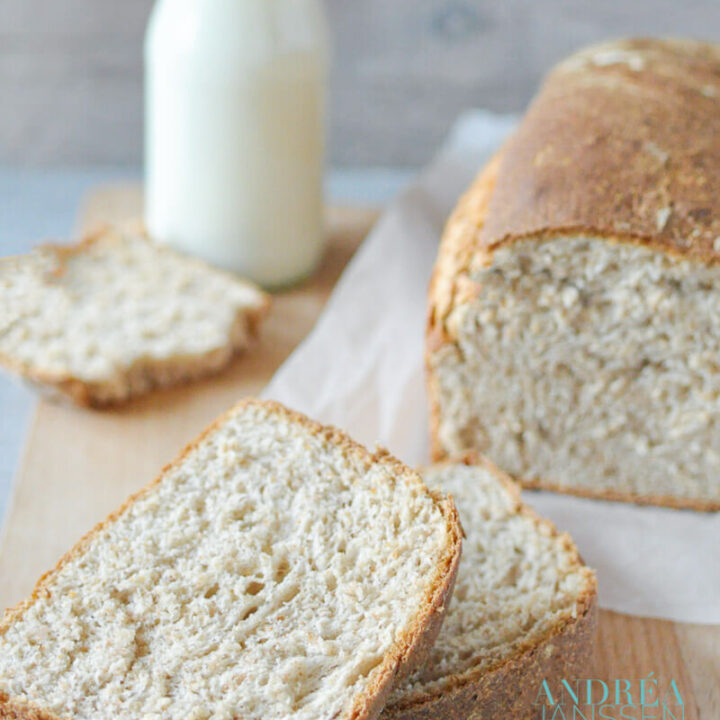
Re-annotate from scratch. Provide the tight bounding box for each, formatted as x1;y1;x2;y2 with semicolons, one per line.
1;0;718;168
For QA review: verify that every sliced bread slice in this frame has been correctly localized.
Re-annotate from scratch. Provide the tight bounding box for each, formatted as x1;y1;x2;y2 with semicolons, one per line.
0;228;269;406
383;455;597;720
0;399;462;720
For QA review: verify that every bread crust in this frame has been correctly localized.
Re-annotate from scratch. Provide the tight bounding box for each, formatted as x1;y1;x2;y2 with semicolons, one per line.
429;38;720;347
427;39;720;511
519;477;720;513
426;156;503;462
382;454;598;720
483;38;720;263
0;399;462;720
0;229;271;408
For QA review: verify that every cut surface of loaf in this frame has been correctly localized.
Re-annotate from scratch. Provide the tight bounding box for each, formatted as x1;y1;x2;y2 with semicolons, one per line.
384;457;597;720
0;400;462;720
0;229;269;406
428;38;720;510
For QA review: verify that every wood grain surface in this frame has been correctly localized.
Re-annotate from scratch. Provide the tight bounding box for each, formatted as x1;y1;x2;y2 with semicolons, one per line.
0;186;717;718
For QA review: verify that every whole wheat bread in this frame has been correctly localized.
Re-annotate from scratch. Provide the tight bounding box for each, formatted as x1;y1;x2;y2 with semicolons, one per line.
0;399;462;720
383;456;597;720
428;38;720;509
0;228;269;406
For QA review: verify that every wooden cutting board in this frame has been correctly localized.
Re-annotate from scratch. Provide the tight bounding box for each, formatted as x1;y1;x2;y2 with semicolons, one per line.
0;186;717;718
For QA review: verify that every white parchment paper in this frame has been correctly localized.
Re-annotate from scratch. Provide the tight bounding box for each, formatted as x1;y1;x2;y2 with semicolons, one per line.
264;111;720;624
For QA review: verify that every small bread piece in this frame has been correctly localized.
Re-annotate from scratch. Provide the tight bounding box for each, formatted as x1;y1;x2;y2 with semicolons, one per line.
0;399;462;720
428;38;720;509
0;228;269;406
383;456;597;720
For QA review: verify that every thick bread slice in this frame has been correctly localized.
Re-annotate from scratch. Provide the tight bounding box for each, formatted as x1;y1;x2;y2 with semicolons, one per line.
428;38;720;510
0;228;269;406
383;456;597;720
0;399;462;720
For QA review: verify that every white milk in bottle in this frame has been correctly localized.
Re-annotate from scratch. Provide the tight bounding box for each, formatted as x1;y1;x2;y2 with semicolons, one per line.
145;0;328;287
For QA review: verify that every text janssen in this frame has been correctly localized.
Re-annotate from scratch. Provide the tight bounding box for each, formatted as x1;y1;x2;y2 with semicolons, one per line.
534;674;684;720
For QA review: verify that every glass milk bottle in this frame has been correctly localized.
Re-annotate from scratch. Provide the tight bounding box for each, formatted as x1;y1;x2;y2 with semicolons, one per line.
144;0;328;288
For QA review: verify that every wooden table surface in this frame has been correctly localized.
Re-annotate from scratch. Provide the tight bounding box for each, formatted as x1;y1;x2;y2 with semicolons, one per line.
0;186;717;719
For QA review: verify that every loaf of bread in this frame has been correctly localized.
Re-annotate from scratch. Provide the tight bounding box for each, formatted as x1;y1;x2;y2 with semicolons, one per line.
428;38;720;510
384;457;596;720
0;228;269;406
0;399;462;720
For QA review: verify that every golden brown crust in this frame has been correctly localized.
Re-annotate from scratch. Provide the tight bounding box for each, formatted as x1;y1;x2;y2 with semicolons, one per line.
384;598;597;720
426;158;503;461
428;37;720;356
382;454;598;720
0;399;462;720
0;339;267;409
482;38;720;262
426;154;502;353
0;228;271;408
520;476;720;512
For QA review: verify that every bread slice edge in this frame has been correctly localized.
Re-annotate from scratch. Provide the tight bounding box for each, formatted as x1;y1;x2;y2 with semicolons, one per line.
383;453;598;720
0;229;271;408
0;398;462;720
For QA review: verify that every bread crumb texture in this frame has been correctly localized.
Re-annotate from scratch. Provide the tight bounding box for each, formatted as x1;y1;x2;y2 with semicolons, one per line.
432;236;720;505
0;402;452;720
0;230;267;403
387;461;593;710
